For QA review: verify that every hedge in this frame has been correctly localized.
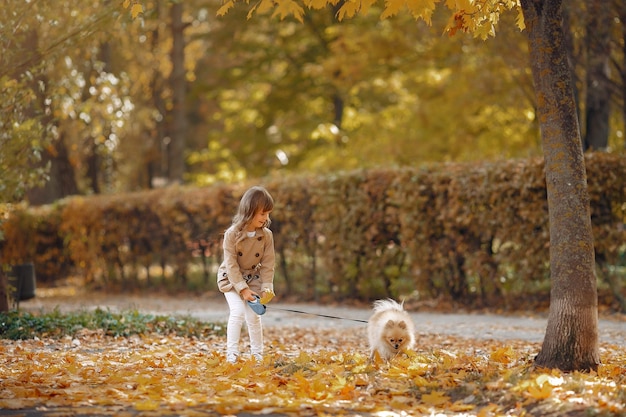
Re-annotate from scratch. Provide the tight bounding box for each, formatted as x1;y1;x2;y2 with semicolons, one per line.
1;154;624;309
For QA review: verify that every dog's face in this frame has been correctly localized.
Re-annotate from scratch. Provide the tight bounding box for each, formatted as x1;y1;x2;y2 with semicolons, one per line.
382;320;410;352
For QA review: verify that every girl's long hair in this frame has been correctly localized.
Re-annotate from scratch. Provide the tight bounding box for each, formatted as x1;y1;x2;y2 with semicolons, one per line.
231;186;274;233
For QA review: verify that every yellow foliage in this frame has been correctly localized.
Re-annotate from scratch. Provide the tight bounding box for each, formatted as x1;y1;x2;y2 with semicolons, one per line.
304;0;331;10
421;390;450;406
122;0;143;19
0;330;625;415
217;0;235;17
490;346;515;364
380;0;406;19
526;378;553;400
259;289;275;304
256;0;276;16
405;0;436;23
271;0;305;21
337;1;359;20
130;3;143;19
217;0;522;38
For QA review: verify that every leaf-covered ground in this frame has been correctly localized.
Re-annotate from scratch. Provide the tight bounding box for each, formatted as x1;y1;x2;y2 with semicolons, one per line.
1;326;624;416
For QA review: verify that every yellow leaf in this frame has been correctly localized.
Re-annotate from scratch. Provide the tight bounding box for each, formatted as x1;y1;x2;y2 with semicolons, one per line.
516;8;526;30
477;404;500;417
217;0;235;17
295;350;313;364
130;3;143;19
356;0;376;15
370;349;384;365
490;346;515;364
406;0;436;23
134;400;159;411
380;0;405;19
305;0;329;10
271;0;304;21
259;288;274;304
256;0;275;15
337;1;359;20
421;390;450;406
527;381;552;400
450;401;475;412
354;374;369;386
123;0;131;8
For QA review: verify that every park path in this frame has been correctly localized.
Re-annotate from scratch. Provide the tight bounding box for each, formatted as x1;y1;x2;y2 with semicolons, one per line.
18;289;625;345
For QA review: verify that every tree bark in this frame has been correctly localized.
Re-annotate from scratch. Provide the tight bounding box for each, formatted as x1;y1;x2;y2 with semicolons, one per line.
583;0;611;151
0;269;8;312
27;132;80;205
15;29;78;205
621;0;626;150
520;0;600;371
168;2;187;184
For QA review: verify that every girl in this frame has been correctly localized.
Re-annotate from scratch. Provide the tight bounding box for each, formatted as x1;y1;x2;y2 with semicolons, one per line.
217;186;275;363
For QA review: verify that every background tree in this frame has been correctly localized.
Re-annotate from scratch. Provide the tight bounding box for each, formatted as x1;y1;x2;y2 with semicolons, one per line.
563;0;626;152
4;0;624;200
0;1;106;310
5;0;623;198
167;1;188;184
520;0;599;371
186;4;540;181
582;0;611;151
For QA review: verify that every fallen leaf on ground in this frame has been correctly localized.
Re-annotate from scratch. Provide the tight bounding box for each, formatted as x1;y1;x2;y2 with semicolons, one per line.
1;327;624;416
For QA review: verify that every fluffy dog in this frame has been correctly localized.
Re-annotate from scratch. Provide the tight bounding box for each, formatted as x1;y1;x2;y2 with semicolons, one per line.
367;299;416;360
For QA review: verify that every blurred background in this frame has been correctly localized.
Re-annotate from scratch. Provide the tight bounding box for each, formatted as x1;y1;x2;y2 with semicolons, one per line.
1;1;624;311
1;0;624;205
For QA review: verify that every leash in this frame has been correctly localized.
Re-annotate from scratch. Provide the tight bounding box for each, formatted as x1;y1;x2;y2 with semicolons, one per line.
268;306;369;324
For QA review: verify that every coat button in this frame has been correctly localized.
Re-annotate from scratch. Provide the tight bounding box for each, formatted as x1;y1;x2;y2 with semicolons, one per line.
255;253;260;257
257;237;262;241
238;252;243;256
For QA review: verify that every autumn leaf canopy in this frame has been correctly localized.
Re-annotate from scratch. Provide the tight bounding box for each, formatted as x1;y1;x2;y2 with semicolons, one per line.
217;0;525;39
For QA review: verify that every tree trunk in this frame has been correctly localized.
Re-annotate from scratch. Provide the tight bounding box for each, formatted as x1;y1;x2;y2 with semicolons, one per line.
520;0;600;372
168;2;187;184
27;132;80;205
621;0;626;150
17;29;78;205
583;0;611;151
0;269;8;312
148;2;167;188
560;5;580;125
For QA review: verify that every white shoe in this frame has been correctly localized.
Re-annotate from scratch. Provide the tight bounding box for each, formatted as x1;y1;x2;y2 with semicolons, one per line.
226;353;238;363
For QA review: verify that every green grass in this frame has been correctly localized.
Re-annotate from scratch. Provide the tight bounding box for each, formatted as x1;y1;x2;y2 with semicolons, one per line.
0;308;225;340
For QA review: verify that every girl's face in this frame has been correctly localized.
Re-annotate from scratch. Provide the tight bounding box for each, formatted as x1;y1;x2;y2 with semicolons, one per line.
247;209;271;231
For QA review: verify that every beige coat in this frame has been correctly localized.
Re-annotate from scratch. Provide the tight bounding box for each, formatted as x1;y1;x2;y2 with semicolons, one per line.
217;226;275;295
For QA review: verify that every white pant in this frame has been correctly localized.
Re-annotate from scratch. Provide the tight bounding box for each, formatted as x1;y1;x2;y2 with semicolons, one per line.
224;290;263;357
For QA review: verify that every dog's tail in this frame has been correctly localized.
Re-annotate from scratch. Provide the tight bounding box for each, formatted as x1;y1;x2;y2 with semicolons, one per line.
372;298;405;313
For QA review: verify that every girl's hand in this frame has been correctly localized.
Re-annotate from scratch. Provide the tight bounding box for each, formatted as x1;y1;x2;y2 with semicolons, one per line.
240;288;257;302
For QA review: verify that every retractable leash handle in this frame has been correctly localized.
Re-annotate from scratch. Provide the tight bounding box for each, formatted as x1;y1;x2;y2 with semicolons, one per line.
247;295;267;315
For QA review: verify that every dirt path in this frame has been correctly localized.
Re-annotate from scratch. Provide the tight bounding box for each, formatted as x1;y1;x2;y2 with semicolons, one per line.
18;289;625;345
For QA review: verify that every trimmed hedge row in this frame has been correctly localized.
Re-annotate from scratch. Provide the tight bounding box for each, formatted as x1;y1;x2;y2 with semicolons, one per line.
1;154;625;307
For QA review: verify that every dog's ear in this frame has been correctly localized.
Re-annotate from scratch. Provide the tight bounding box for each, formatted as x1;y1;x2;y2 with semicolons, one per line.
385;320;395;329
398;321;407;329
